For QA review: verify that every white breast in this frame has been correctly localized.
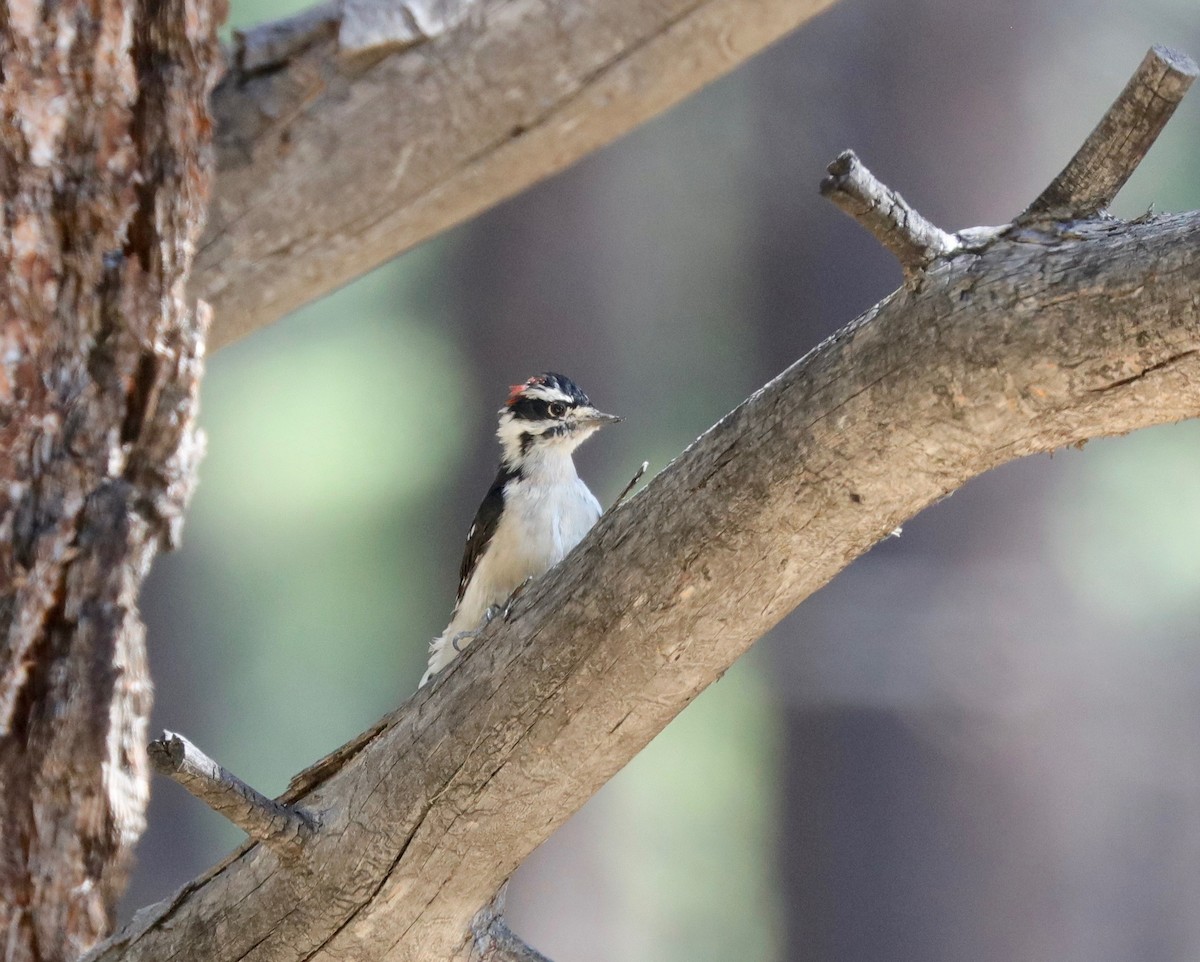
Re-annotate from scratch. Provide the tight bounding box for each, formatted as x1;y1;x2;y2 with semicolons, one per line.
439;462;601;644
423;474;601;683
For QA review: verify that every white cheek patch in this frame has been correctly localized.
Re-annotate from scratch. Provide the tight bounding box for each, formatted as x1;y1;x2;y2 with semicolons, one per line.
496;413;527;463
497;414;561;463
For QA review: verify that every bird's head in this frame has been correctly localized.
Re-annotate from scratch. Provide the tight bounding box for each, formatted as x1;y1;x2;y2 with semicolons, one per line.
497;373;620;469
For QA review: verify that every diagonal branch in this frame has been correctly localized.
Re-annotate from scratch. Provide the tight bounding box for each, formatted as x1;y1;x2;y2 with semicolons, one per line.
195;0;843;350
88;207;1200;962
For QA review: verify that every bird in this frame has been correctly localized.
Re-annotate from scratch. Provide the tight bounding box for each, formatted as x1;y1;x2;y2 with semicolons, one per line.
420;372;621;686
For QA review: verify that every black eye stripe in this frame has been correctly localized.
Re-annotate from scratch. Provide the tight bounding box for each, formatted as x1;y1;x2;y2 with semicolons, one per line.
508;397;547;421
509;397;580;421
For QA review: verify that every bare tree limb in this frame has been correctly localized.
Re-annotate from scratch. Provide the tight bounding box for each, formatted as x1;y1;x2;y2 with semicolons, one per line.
1024;44;1198;218
148;732;316;860
88;204;1200;960
194;0;842;350
820;150;960;275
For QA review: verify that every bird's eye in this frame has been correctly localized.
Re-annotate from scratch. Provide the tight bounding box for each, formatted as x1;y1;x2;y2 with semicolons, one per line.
548;402;567;418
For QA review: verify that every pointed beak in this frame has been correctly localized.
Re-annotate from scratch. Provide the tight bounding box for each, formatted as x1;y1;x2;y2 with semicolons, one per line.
580;409;622;427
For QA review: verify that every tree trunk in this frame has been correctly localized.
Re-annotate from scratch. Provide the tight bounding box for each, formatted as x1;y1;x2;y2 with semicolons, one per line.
0;0;221;956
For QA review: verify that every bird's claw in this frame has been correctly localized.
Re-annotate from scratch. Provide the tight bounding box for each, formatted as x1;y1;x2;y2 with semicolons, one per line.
450;627;481;653
458;582;535;654
503;577;534;621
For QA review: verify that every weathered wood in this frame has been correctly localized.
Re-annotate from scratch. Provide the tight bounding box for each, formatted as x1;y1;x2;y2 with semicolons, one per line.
821;149;961;275
234;3;338;73
148;733;316;860
1024;44;1198;218
88;209;1200;962
0;0;221;955
195;0;841;349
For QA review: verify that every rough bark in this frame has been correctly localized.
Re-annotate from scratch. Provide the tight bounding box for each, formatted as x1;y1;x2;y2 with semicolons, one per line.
88;208;1200;962
194;0;840;350
0;0;222;956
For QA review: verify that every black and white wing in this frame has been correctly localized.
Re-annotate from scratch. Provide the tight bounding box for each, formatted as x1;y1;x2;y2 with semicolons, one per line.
454;465;514;607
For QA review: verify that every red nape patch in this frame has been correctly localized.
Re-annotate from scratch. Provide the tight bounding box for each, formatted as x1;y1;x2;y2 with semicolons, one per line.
505;375;545;406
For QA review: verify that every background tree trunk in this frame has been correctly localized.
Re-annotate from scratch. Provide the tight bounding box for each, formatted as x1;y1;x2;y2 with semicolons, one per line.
0;0;221;957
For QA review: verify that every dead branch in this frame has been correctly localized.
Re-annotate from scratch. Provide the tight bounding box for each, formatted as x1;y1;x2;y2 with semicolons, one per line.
820;150;960;275
194;0;842;350
148;732;316;861
89;44;1200;962
1024;44;1197;218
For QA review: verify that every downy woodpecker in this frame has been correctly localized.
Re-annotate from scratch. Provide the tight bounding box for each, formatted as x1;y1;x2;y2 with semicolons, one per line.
420;373;620;685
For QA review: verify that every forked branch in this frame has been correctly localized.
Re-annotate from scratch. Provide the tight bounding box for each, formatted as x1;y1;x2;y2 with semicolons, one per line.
824;46;1196;274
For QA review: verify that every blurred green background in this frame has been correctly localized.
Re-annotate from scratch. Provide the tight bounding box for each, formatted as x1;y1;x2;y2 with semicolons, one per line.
133;2;1200;960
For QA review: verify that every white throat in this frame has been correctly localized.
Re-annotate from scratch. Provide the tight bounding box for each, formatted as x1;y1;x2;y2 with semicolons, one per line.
511;443;581;484
497;410;598;477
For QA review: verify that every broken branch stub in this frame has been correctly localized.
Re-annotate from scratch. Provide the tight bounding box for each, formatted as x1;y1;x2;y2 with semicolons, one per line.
825;46;1197;278
820;149;960;276
148;731;316;861
1024;44;1198;219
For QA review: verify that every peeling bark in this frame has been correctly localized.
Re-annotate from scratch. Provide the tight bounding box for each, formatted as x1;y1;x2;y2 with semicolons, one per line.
0;0;222;956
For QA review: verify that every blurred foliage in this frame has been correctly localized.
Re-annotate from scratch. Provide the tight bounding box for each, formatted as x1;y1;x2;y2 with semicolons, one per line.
165;241;466;788
608;656;780;962
223;0;305;35
1047;422;1200;625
